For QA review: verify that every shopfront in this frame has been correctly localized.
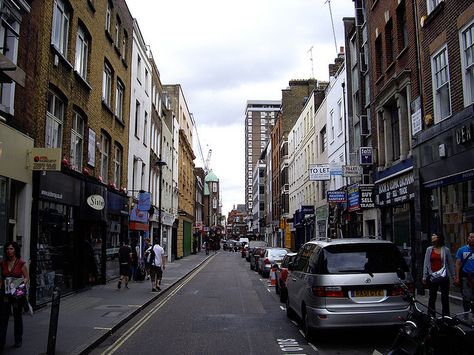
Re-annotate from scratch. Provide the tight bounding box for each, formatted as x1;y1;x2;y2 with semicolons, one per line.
413;107;474;270
376;170;415;270
106;189;129;281
33;171;81;306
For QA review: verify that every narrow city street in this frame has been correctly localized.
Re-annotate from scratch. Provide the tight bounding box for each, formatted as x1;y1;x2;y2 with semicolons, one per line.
90;252;396;355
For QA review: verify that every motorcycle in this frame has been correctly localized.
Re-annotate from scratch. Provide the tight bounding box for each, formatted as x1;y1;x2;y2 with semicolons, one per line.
386;269;474;355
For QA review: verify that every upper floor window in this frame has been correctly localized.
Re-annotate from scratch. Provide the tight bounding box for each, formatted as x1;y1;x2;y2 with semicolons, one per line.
114;17;121;47
213;182;218;193
102;62;112;106
52;0;70;57
385;20;394;66
431;46;451;122
113;144;122;187
427;0;443;14
122;31;128;59
137;55;142;83
460;20;474;106
396;2;408;51
135;100;140;137
330;110;335;140
143;111;148;144
45;91;64;148
320;126;327;153
105;2;111;32
100;133;110;184
115;79;124;121
70;110;84;171
75;26;89;80
145;69;149;94
338;100;343;133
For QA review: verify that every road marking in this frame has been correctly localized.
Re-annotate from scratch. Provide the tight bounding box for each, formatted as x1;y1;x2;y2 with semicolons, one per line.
308;343;319;352
94;327;112;330
267;288;272;293
101;257;212;355
280;306;285;311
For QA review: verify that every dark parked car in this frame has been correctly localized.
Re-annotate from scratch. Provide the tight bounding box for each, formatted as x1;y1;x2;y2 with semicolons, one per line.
275;252;297;302
250;247;266;272
245;241;267;261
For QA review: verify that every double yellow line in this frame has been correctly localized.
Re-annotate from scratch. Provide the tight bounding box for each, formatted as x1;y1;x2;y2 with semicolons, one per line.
101;258;212;354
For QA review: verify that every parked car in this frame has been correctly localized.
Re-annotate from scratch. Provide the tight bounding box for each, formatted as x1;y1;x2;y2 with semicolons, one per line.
245;241;267;261
257;247;290;278
285;238;412;340
250;247;266;271
241;244;249;258
275;252;297;302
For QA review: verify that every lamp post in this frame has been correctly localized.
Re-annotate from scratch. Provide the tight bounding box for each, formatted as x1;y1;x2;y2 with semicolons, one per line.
155;159;167;244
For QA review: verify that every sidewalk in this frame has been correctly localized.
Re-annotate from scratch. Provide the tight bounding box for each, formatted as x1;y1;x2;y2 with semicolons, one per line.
3;251;212;355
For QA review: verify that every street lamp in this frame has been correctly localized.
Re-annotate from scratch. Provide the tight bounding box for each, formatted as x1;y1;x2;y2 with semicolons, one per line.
155;159;167;244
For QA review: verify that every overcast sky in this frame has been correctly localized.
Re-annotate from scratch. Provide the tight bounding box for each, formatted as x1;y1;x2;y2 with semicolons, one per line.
127;0;355;218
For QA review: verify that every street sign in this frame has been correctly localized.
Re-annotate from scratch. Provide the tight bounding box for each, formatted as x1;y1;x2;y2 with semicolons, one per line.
330;163;343;176
347;184;360;212
360;185;375;208
28;148;61;171
360;147;373;165
342;165;362;177
309;164;330;181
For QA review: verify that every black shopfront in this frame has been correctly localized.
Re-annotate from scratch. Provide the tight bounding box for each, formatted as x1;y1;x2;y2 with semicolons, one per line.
413;106;474;284
31;170;120;306
375;160;415;273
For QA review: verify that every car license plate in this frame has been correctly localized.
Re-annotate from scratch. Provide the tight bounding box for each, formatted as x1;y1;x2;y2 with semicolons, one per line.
353;289;384;297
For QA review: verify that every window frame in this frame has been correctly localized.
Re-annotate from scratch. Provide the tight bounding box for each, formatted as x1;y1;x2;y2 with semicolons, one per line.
115;79;124;121
100;133;110;184
70;110;84;171
51;0;70;57
431;45;451;123
75;25;89;80
45;91;64;148
113;144;122;187
460;19;474;107
102;62;112;106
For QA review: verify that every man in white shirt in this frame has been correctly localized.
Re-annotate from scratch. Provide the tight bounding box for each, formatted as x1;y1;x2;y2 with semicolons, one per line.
150;242;166;292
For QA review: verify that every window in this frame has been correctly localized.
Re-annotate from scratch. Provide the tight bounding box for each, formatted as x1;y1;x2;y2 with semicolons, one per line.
338;100;343;133
431;46;451;122
213;182;218;193
52;0;69;56
397;2;408;51
330;110;335;140
75;26;89;79
121;31;128;59
145;69;149;94
137;55;142;83
427;0;442;14
390;106;400;161
114;17;120;46
385;20;394;66
212;197;217;209
375;36;383;77
70;110;84;170
135;100;140;137
115;79;124;121
105;2;111;32
113;144;121;187
143;111;148;144
45;91;64;148
100;133;110;184
102;62;112;106
320;126;327;153
460;20;474;106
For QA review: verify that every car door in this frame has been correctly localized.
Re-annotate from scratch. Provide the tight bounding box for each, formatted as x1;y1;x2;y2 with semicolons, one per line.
287;243;316;319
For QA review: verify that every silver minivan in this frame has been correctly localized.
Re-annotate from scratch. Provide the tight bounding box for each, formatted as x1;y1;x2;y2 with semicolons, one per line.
286;238;412;339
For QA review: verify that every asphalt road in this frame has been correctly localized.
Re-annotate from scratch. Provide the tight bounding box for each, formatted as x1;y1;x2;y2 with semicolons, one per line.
90;252;396;355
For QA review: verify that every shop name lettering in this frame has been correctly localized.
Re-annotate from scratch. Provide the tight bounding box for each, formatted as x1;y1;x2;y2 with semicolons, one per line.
378;174;414;204
361;191;374;206
456;123;473;145
40;190;63;200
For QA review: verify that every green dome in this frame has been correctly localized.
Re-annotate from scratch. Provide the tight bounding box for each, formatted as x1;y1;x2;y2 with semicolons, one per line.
205;170;219;182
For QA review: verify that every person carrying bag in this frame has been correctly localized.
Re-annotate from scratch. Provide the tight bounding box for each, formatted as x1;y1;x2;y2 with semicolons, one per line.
0;241;30;351
422;233;454;316
454;232;474;315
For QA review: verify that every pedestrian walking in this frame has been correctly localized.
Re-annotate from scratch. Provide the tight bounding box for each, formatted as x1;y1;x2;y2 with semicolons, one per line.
422;233;454;316
130;239;139;281
143;238;151;280
454;231;474;314
117;241;132;289
150;241;166;292
0;241;29;351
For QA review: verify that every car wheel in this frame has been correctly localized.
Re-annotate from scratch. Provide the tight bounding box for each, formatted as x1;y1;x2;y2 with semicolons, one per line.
286;297;295;320
302;307;314;342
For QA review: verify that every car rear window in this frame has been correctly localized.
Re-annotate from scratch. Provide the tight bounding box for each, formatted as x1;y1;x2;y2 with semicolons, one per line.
315;243;408;274
269;249;288;258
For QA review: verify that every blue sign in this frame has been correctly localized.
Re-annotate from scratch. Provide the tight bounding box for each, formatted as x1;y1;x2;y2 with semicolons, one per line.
360;147;373;165
130;205;148;223
327;191;346;203
347;184;360;212
138;192;151;211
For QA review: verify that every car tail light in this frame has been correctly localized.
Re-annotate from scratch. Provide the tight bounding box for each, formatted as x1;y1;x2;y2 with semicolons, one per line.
312;286;344;297
390;283;415;296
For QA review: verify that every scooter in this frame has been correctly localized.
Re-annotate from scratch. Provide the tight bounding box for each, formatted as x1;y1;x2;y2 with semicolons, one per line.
385;269;474;355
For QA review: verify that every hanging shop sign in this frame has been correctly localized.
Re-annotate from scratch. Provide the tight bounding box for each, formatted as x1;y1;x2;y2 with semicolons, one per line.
330;163;343;176
360;185;375;209
86;195;105;210
343;165;362;177
360;147;373;165
28;148;61;171
309;164;330;181
376;172;414;207
327;190;346;203
347;184;360;212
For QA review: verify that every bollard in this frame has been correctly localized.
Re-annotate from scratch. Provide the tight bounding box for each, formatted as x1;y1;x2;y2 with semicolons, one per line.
46;287;61;355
